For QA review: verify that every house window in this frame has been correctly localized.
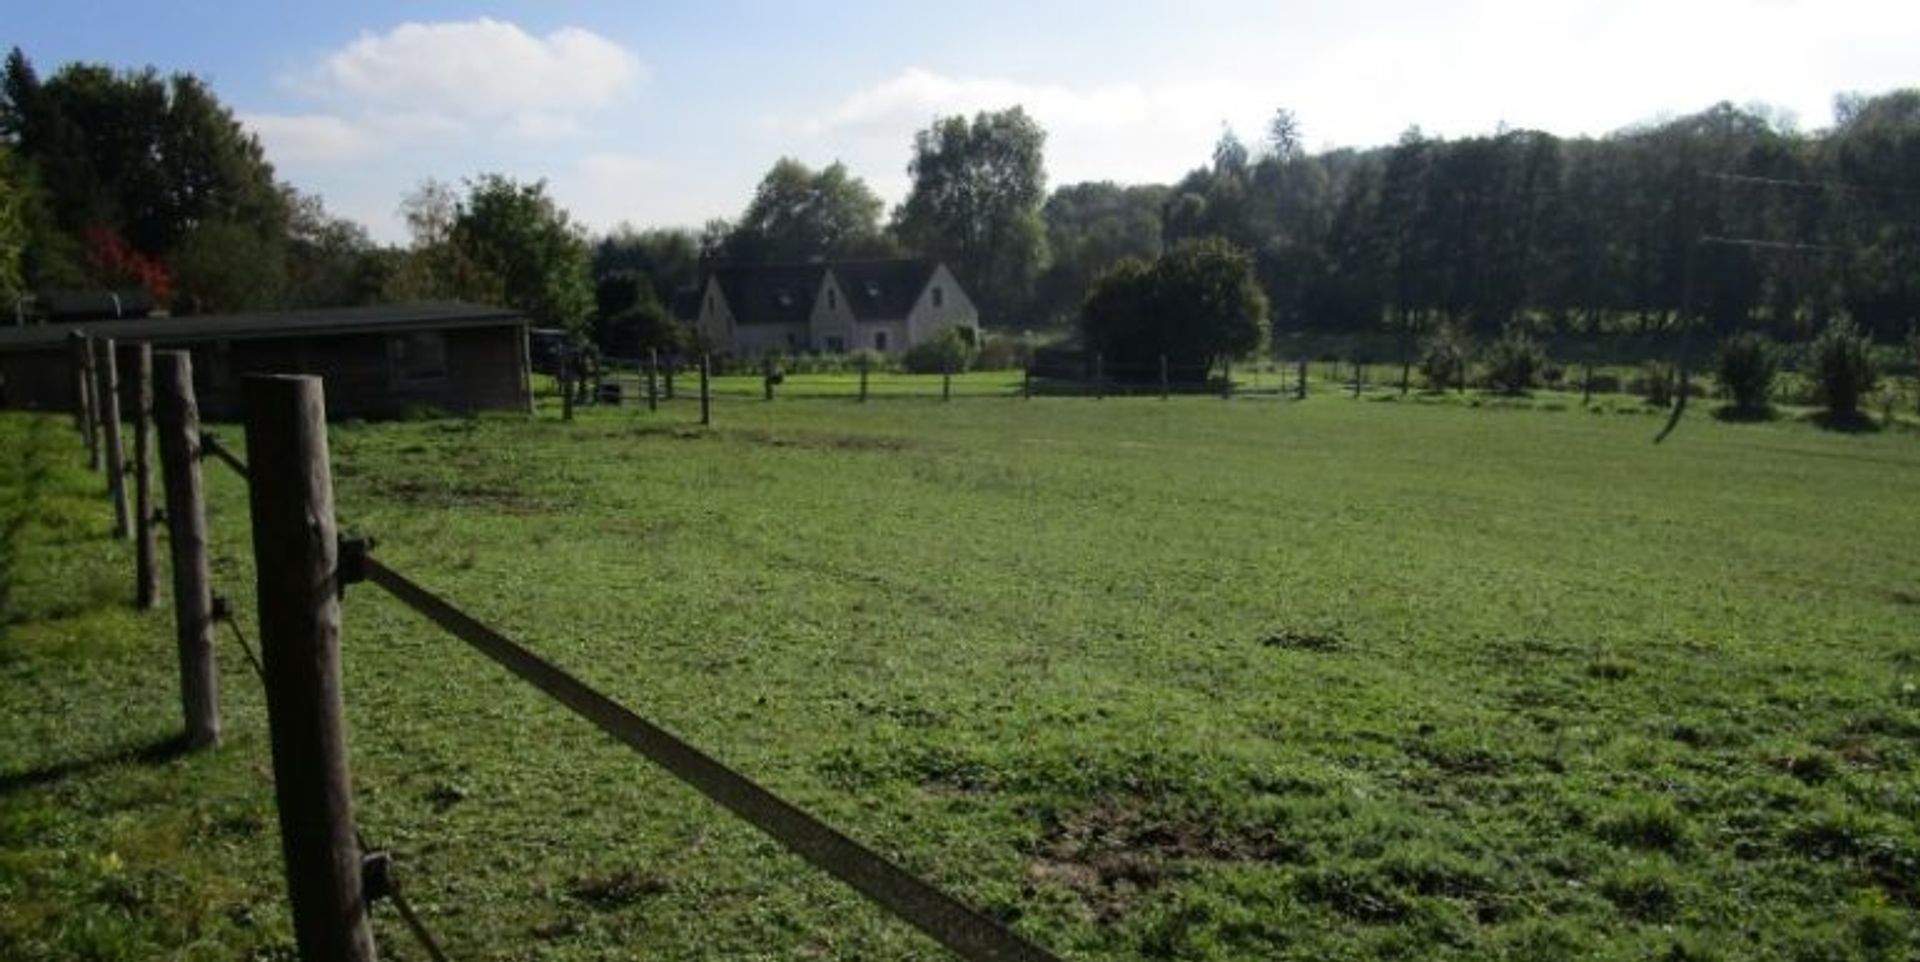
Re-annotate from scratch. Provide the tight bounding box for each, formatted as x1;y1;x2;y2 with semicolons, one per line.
932;285;944;308
874;331;889;351
390;331;448;383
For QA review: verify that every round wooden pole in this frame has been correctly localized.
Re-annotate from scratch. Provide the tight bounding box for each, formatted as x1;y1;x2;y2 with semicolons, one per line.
68;331;93;436
241;374;377;962
699;353;711;426
77;333;102;471
646;349;659;412
858;354;869;403
1159;355;1169;401
153;351;220;748
95;338;131;537
132;344;159;609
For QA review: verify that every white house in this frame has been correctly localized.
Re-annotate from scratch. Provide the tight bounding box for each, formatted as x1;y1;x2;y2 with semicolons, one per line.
685;259;980;356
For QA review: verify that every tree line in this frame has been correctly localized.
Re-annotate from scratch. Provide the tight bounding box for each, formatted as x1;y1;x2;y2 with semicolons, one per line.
5;45;1918;366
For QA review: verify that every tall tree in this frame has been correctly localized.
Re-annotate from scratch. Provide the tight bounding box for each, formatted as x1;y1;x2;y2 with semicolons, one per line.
723;158;890;265
452;175;593;336
893;107;1049;325
593;225;701;304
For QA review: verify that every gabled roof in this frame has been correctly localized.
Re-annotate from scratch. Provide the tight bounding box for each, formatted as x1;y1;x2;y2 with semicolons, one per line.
0;302;524;352
710;263;828;327
703;258;944;326
830;259;939;322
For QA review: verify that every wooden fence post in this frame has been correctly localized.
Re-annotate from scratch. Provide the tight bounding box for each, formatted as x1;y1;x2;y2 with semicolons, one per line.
1222;359;1233;400
241;374;377;962
1296;358;1307;399
699;353;711;426
153;351;219;748
95;338;131;537
1582;362;1595;406
647;349;659;412
132;344;159;609
942;360;952;402
69;331;94;439
1456;356;1467;394
559;352;574;422
763;356;775;401
77;333;102;471
664;359;676;401
1159;355;1169;401
1023;366;1032;400
1094;353;1104;400
858;354;869;403
1351;359;1363;399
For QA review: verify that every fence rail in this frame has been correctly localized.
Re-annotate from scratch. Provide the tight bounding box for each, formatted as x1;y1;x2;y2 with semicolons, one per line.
57;331;1062;962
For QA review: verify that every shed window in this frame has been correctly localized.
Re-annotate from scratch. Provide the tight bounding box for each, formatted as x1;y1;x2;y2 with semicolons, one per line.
391;331;448;383
932;285;944;308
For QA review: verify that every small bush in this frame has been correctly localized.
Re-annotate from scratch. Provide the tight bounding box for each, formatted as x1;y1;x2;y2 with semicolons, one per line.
1418;326;1468;391
975;332;1035;371
902;326;977;374
1483;330;1550;395
1634;361;1678;407
1811;317;1878;419
1716;332;1779;414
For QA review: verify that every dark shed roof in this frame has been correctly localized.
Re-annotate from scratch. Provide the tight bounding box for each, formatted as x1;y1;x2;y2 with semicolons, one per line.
34;289;157;322
0;302;524;352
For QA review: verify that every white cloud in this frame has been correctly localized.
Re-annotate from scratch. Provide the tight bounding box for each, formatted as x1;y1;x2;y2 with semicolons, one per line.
799;68;1270;190
242;113;375;165
306;18;645;124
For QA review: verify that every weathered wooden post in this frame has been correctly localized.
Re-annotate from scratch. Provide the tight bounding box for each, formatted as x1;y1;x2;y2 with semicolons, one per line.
699;353;711;426
858;353;870;403
241;374;378;962
95;338;131;537
132;344;159;609
1159;354;1169;401
153;351;220;749
77;333;102;471
1296;358;1308;400
559;351;574;422
1094;353;1105;400
1456;356;1467;395
1023;366;1032;400
1351;359;1363;399
1582;361;1595;406
646;349;659;412
1222;359;1233;400
69;331;93;438
942;359;952;403
664;358;676;401
763;356;775;401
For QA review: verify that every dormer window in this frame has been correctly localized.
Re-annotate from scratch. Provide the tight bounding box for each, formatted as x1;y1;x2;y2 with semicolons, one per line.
865;281;880;298
776;289;793;308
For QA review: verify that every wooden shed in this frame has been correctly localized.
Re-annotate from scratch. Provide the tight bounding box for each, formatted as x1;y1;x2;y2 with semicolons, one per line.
0;303;532;419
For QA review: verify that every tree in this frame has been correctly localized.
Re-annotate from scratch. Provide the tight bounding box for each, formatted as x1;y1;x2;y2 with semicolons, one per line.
1809;316;1877;421
1267;109;1303;162
593;225;700;304
384;178;501;304
722;158;890;265
282;189;382;308
1715;332;1779;415
893;107;1049;325
0;48;290;305
452;175;593;336
0;145;27;300
1032;181;1167;325
1080;237;1269;374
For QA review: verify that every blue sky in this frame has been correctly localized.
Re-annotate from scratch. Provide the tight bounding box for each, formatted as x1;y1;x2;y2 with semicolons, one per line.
10;1;1918;242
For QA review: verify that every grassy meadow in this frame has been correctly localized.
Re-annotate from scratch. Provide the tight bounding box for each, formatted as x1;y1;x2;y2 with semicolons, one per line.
3;385;1919;961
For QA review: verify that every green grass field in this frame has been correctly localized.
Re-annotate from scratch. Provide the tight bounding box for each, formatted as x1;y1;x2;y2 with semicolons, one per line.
4;389;1918;960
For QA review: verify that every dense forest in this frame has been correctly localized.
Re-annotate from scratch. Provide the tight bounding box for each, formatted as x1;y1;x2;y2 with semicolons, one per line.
4;43;1918;351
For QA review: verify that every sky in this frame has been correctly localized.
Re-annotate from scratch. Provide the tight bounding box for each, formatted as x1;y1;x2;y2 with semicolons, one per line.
8;0;1918;243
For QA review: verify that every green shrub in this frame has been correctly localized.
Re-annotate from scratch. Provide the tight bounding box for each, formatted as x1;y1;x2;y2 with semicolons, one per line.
1811;317;1878;418
1418;325;1468;391
1483;329;1549;395
1634;361;1678;407
1716;332;1779;414
975;332;1036;371
902;326;977;374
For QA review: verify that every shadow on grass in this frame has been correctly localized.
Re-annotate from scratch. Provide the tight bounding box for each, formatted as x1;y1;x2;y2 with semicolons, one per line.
1712;404;1779;424
1808;410;1883;434
0;733;191;798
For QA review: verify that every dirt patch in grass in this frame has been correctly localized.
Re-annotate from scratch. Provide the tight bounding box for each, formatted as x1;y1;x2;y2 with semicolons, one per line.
1260;629;1344;652
567;868;670;910
1026;796;1304;920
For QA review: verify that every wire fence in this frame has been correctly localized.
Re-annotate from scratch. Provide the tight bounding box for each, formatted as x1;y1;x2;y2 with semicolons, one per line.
70;340;1063;961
